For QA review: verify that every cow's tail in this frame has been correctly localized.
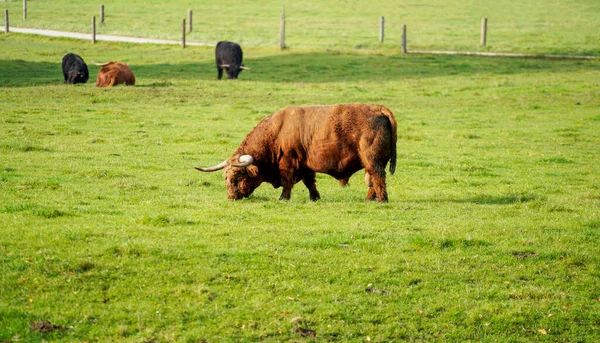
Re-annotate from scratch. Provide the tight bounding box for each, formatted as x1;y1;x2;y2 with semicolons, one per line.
378;105;397;175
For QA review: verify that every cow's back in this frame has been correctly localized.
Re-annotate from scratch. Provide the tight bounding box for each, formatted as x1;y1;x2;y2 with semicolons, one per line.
96;62;135;87
216;41;243;64
272;104;397;178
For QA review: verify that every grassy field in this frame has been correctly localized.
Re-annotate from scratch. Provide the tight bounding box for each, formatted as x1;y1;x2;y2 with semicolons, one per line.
1;10;600;343
1;0;600;54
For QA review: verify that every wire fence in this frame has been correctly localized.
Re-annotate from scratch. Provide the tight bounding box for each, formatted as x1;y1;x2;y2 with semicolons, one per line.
3;1;599;58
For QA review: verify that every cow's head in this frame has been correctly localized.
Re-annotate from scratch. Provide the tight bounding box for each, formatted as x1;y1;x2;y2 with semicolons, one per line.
68;71;87;84
196;155;262;200
220;64;251;79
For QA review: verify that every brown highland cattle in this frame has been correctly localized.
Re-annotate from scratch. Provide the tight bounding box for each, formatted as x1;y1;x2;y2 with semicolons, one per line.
95;62;135;87
196;103;397;202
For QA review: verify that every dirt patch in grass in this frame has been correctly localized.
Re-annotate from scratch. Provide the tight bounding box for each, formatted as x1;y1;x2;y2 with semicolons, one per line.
294;325;316;338
30;321;67;333
512;251;539;259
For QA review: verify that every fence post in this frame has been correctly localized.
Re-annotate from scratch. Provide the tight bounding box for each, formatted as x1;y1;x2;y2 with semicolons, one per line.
100;4;104;24
92;16;96;44
23;0;26;20
280;5;285;49
181;18;186;48
401;24;407;53
480;17;487;46
4;9;8;34
188;9;192;32
379;16;384;43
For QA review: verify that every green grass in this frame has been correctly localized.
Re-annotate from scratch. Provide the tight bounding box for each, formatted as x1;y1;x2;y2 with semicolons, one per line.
1;0;600;54
1;29;600;343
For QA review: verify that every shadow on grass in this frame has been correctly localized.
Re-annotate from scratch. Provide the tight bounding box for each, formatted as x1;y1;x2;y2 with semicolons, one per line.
407;192;539;205
406;193;545;205
457;193;539;205
0;60;62;87
1;52;596;87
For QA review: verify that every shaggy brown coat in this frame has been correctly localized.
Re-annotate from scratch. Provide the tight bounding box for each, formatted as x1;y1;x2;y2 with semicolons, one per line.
95;62;135;87
197;103;397;202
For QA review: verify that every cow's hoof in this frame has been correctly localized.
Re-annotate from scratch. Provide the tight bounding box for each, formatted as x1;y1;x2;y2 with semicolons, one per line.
365;188;377;201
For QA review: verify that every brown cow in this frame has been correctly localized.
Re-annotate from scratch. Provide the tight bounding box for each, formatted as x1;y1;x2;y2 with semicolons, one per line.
95;62;135;87
196;103;397;202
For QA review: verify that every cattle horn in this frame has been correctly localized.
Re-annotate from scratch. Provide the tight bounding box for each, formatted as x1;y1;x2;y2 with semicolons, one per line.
220;64;230;68
92;61;111;66
195;160;228;172
240;66;251;70
231;155;254;167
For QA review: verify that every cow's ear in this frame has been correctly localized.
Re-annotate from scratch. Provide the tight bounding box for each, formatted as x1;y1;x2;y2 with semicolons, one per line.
247;165;259;177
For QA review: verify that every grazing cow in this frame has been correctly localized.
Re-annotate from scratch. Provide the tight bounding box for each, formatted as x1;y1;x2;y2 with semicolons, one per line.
62;53;89;84
196;104;397;202
215;41;251;79
95;62;135;87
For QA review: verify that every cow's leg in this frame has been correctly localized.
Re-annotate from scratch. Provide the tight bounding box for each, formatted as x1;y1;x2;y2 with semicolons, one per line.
364;168;388;202
279;188;292;200
303;172;321;201
364;172;377;201
279;182;293;201
373;172;388;202
279;170;295;201
217;67;223;80
360;132;391;202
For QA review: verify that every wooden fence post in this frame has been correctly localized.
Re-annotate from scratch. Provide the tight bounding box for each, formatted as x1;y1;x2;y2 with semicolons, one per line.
181;18;186;48
4;9;8;34
92;16;96;44
280;5;285;49
100;4;104;24
401;24;407;53
23;0;26;20
379;16;384;43
480;17;487;46
188;9;192;32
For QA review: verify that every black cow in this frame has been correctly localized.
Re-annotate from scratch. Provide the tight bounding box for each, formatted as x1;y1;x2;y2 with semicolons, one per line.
215;41;251;79
62;53;89;84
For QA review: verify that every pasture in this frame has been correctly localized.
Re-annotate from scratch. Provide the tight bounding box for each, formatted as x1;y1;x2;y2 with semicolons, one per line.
2;0;600;54
1;1;600;342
